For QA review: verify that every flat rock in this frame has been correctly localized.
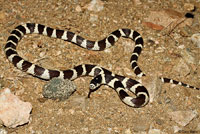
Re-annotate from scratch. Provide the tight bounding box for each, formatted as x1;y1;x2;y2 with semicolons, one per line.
142;74;162;103
191;33;200;48
168;110;198;126
0;88;32;128
0;128;7;134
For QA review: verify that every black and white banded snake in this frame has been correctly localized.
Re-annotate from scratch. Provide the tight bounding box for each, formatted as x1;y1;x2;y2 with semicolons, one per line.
4;23;200;108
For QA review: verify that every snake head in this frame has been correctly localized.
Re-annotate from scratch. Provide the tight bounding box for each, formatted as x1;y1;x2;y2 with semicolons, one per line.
89;75;103;90
88;74;103;98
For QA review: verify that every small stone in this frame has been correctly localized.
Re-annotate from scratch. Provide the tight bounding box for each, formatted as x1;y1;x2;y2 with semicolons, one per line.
191;33;200;48
84;0;104;12
57;108;63;115
155;119;164;125
0;128;7;134
124;128;132;134
89;14;98;22
43;78;76;100
155;46;165;53
68;109;75;115
173;126;182;133
165;97;171;104
0;88;32;128
37;97;48;103
178;44;185;49
168;110;198;126
107;128;112;133
196;95;200;100
56;50;61;56
75;5;82;12
39;51;46;58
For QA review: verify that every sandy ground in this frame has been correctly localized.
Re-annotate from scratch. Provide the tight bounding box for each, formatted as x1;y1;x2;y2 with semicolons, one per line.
0;0;200;133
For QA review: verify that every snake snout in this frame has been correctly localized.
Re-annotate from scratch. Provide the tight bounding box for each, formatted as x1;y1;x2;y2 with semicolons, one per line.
89;84;96;90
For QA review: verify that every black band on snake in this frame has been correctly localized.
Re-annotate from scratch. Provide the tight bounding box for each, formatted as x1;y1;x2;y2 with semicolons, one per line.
4;23;199;108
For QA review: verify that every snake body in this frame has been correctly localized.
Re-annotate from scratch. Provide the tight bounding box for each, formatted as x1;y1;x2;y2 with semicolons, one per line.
4;23;199;108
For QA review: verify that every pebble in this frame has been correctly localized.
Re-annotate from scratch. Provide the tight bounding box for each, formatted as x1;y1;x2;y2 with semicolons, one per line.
173;126;182;133
89;14;98;22
84;0;104;12
124;128;132;134
0;128;7;134
191;33;200;48
75;5;82;12
56;50;61;56
0;88;32;128
164;97;171;104
168;110;198;126
155;118;164;125
155;46;165;53
68;109;75;115
39;51;46;58
178;44;185;49
37;97;48;103
43;78;76;100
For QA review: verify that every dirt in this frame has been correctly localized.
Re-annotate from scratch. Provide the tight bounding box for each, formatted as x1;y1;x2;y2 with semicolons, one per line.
0;0;200;133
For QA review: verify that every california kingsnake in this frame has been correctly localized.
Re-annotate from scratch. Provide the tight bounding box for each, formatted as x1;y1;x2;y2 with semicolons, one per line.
4;23;199;108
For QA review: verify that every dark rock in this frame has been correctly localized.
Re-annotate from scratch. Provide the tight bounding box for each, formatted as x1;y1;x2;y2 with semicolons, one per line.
43;78;76;100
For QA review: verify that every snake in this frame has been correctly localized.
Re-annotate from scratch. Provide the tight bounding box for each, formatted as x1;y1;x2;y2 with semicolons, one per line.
4;23;199;108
